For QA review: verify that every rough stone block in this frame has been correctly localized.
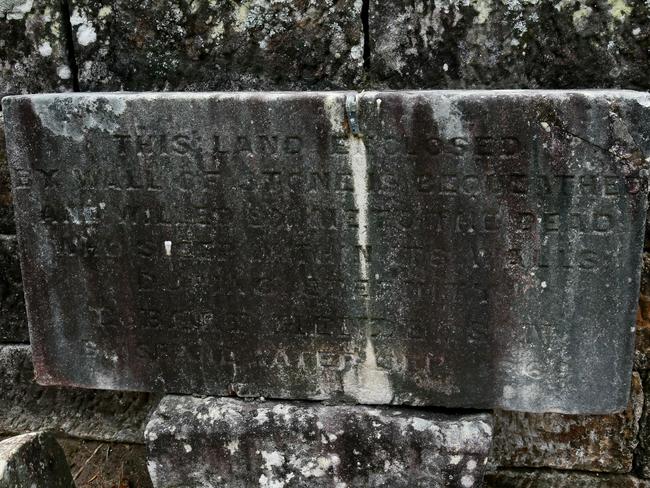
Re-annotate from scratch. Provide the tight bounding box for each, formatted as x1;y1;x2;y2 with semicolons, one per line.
485;470;650;488
4;91;649;413
146;396;492;488
68;0;363;90
491;372;642;473
0;432;74;488
1;0;73;96
0;235;28;342
0;344;155;443
369;0;650;90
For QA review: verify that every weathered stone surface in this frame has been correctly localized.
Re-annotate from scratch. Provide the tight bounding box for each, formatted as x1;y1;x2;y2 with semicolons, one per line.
59;437;152;488
485;469;650;488
4;91;649;413
146;396;492;488
491;372;642;473
634;370;650;477
369;0;650;90
0;114;28;343
0;344;155;443
636;253;650;369
1;0;73;96
68;0;363;91
0;235;28;343
0;432;74;488
0;112;15;234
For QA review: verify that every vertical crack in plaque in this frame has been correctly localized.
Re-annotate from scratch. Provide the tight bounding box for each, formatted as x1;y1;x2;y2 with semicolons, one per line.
340;94;392;404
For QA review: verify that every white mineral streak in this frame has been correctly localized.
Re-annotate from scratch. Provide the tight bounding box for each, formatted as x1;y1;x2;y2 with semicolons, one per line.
430;94;465;139
324;95;393;404
31;95;126;142
349;135;369;282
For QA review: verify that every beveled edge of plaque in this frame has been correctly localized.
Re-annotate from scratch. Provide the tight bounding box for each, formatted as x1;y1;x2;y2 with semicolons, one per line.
3;89;650;104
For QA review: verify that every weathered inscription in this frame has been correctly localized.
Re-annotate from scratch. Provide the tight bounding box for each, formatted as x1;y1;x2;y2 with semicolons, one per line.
3;91;649;413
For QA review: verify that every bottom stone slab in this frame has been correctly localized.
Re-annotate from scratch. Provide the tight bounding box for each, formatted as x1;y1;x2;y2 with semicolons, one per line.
0;432;74;488
485;470;650;488
145;396;492;488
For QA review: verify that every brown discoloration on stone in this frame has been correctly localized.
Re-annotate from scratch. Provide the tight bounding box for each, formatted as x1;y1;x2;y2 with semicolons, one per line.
0;113;15;234
146;396;492;488
3;91;649;413
635;253;650;369
491;372;642;473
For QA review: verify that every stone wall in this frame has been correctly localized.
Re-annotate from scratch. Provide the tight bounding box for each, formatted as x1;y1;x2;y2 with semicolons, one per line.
2;1;650;486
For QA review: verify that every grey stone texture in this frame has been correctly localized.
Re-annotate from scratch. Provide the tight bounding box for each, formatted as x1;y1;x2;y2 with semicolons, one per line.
146;395;493;488
0;112;15;234
485;469;650;488
0;0;73;96
3;91;649;413
0;432;74;488
0;235;27;343
0;114;28;343
68;0;363;91
369;0;650;90
0;344;155;443
491;372;643;473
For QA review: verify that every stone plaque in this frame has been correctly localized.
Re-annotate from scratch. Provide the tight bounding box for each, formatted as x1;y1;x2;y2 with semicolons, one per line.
3;91;649;413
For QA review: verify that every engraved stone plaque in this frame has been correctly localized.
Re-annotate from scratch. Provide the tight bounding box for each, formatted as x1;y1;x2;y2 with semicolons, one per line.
3;91;649;413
